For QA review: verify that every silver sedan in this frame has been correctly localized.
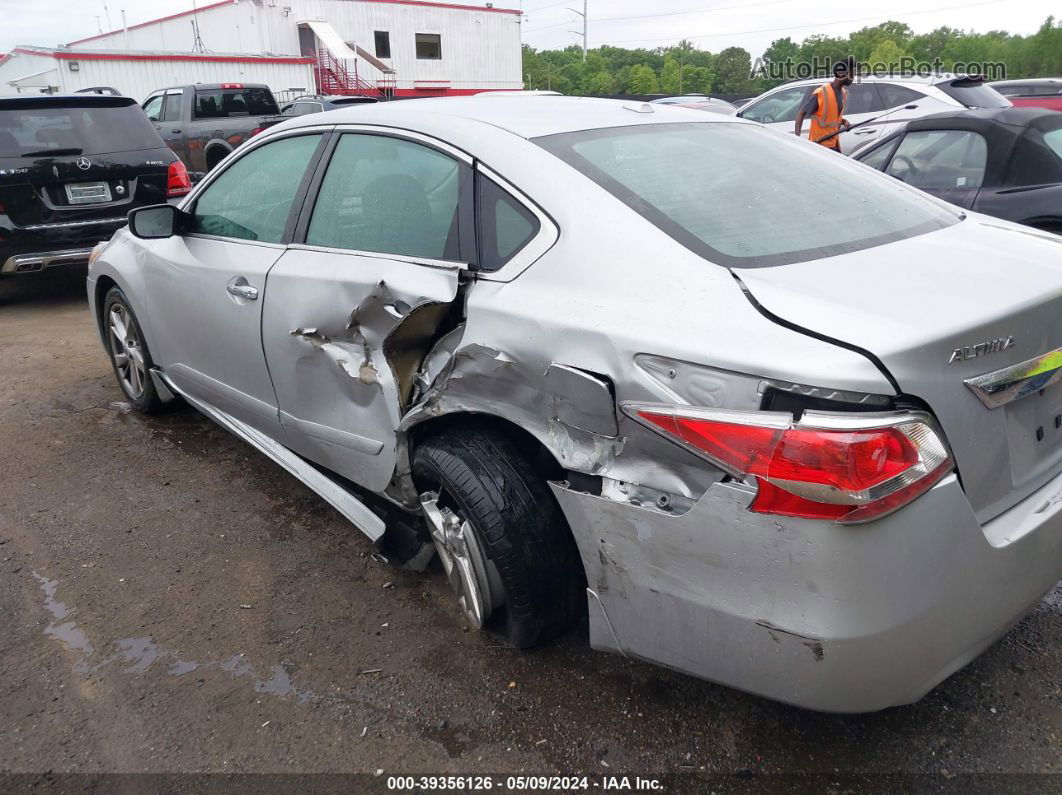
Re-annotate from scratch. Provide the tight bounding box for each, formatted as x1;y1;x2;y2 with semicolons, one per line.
87;96;1062;712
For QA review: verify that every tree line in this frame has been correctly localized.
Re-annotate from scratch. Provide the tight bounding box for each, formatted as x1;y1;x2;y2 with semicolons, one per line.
521;16;1062;96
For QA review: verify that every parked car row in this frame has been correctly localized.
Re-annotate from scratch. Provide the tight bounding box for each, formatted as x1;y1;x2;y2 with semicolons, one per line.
736;74;1010;154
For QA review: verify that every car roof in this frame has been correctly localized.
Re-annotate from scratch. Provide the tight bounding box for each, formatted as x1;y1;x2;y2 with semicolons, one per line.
908;105;1059;133
990;77;1062;85
276;95;746;139
0;94;136;109
161;83;270;90
774;73;968;89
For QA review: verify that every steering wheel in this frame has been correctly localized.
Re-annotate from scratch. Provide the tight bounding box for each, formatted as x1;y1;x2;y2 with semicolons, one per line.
889;155;920;182
759;114;776;124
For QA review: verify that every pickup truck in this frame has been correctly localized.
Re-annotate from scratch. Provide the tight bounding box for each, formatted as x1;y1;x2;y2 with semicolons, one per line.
141;83;284;178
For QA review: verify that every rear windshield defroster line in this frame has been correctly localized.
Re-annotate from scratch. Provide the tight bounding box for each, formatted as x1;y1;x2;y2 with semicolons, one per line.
534;122;959;269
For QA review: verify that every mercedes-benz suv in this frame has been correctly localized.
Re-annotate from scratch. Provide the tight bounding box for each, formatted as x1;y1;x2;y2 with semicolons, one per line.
0;94;190;276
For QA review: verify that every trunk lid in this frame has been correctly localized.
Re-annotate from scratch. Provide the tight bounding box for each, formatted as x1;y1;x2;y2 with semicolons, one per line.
0;151;171;227
735;217;1062;522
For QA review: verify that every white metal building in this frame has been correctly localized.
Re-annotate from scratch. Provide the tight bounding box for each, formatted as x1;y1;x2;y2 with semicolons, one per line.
0;0;523;101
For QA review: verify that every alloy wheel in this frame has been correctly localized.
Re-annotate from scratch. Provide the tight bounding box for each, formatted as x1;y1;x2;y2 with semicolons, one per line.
108;303;147;399
420;491;505;629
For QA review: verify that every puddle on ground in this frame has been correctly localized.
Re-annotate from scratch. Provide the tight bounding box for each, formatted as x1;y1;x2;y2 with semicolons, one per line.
32;571;315;703
35;573;95;671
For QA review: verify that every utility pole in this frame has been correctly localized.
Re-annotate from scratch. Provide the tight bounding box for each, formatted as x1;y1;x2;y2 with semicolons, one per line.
567;0;587;61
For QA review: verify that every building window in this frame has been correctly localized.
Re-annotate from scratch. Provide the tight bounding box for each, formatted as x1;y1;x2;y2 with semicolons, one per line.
415;33;441;60
374;31;390;59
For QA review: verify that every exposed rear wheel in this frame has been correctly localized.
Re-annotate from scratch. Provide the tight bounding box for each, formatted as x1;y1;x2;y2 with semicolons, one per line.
413;425;585;648
103;286;163;414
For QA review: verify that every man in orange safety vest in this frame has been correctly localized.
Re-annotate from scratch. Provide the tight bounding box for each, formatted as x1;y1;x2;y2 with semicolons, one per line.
794;60;854;152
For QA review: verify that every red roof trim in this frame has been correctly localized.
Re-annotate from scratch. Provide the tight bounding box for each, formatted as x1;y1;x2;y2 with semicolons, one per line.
65;0;520;48
14;47;314;65
358;0;521;14
67;0;234;46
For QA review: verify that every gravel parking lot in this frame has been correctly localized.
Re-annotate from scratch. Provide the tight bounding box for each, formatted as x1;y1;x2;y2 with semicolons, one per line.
1;269;1059;789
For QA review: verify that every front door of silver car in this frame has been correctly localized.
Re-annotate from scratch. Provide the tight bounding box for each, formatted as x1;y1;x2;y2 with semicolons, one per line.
143;132;326;436
260;131;468;492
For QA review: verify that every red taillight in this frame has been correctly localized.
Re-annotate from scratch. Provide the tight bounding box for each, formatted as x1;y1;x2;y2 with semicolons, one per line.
250;126;264;137
629;405;953;524
220;83;243;89
166;159;192;198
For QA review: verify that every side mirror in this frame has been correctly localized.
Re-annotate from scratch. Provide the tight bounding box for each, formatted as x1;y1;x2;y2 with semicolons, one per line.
128;204;185;239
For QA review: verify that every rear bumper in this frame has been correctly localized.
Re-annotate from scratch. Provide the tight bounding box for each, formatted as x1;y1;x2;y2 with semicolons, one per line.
2;246;95;275
1;216;125;274
550;470;1062;713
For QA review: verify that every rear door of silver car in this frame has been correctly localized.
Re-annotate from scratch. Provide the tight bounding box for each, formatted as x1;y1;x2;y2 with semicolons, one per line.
259;128;469;493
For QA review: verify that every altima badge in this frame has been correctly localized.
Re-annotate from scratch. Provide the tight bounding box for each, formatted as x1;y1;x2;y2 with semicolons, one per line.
949;336;1014;364
76;157;91;170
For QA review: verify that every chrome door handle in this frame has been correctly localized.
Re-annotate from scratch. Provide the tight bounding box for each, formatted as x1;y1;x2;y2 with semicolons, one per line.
226;279;258;301
854;128;877;135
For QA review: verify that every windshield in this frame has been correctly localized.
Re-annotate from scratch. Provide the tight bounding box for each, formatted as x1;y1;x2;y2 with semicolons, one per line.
0;102;161;157
936;79;1010;108
535;122;959;268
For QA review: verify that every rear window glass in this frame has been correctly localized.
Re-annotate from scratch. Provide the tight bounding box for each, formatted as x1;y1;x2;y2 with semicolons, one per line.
1008;124;1062;186
536;122;958;268
194;88;278;119
0;102;161;157
936;79;1009;108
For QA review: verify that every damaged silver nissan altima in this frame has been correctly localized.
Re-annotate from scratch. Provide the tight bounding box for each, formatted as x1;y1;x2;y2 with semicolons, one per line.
87;96;1062;712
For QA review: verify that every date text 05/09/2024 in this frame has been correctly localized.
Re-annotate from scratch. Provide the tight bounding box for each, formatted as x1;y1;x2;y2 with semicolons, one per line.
385;775;664;791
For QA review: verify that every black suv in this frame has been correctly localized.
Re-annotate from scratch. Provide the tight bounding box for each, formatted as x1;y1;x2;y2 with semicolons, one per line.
0;95;190;276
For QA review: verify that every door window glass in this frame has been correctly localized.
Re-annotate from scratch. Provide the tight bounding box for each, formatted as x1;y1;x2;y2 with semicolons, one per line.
476;174;539;272
142;95;163;122
885;130;987;189
740;86;809;124
191;134;320;243
161;93;181;122
857;139;896;171
306;134;461;260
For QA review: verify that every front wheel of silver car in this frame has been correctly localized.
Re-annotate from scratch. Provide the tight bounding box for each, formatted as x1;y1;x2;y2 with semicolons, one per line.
102;286;163;414
412;424;586;648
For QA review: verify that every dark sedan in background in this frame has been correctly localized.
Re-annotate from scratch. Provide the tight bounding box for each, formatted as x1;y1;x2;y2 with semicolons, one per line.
855;107;1062;233
0;94;190;275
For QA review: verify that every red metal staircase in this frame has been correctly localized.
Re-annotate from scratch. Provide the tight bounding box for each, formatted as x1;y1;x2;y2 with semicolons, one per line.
314;48;396;98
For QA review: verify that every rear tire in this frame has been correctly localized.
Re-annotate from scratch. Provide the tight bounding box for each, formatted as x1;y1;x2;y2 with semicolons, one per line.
413;425;585;648
102;286;163;414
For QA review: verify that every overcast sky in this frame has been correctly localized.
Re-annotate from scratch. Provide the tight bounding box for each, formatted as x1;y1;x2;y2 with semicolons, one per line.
0;0;1056;58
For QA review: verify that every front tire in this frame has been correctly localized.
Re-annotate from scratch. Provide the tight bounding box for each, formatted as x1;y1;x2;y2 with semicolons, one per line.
102;286;163;413
413;425;585;648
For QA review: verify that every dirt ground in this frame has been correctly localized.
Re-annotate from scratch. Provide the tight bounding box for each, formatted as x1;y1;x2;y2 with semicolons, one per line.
0;269;1059;790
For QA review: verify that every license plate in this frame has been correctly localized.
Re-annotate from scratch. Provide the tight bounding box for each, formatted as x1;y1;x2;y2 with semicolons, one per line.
65;181;112;205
